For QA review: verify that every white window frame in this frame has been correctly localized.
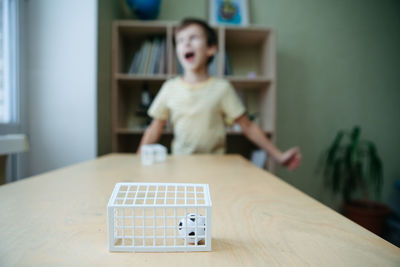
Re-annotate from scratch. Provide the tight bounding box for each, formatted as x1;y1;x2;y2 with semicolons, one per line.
0;0;27;182
0;0;20;133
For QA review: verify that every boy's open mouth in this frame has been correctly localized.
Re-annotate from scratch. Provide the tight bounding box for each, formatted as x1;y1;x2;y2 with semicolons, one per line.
184;52;195;61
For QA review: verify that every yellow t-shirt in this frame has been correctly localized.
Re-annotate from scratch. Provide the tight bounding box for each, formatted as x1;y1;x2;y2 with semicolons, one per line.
148;77;245;155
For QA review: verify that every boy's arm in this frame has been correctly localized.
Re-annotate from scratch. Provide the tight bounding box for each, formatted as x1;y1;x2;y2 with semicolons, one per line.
137;119;166;153
235;114;301;170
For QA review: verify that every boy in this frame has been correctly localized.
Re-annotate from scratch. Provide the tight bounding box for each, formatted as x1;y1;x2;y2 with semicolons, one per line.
137;18;301;170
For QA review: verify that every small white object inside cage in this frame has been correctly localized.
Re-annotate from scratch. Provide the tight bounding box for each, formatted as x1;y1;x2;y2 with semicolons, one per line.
178;213;206;244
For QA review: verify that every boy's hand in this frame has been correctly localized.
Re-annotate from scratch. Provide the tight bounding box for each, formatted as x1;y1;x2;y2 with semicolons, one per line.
278;147;302;171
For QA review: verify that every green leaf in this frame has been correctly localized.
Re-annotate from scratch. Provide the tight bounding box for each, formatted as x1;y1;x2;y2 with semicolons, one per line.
318;125;384;202
325;131;344;172
350;126;361;165
367;142;383;199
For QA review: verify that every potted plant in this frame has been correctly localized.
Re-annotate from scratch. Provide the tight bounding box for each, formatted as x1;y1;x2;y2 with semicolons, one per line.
321;126;391;236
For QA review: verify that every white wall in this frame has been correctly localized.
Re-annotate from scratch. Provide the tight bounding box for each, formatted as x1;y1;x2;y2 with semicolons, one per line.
25;0;97;176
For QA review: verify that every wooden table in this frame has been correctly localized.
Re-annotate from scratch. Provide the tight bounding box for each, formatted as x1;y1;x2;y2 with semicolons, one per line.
0;154;399;266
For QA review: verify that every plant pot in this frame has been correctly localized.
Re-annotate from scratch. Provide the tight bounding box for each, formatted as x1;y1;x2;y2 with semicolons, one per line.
343;200;391;236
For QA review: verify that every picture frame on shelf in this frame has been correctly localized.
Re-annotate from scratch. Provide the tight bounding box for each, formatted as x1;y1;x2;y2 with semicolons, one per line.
209;0;249;27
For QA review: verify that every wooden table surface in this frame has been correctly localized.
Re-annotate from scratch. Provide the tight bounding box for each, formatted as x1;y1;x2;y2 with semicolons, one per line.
0;154;399;266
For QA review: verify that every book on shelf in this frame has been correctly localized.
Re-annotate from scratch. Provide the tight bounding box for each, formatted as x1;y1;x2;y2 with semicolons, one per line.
145;41;155;74
157;38;167;74
151;38;164;74
148;38;159;74
224;51;233;75
128;37;167;75
128;41;145;74
128;38;232;76
138;40;152;74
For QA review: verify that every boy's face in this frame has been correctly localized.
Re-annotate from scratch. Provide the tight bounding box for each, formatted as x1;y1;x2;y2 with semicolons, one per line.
175;24;217;72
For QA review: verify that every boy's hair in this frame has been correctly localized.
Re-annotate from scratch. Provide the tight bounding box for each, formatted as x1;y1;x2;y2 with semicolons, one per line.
173;18;217;65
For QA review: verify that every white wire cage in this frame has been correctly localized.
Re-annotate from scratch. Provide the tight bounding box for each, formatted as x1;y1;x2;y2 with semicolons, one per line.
107;182;212;252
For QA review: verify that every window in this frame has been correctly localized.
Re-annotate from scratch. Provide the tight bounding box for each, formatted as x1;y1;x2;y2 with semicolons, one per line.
0;0;18;125
0;0;23;182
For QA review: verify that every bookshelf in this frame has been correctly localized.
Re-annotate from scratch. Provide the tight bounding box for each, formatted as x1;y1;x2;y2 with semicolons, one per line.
112;20;276;170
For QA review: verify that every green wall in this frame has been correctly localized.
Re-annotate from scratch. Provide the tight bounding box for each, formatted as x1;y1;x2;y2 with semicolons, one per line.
98;0;400;210
250;0;400;209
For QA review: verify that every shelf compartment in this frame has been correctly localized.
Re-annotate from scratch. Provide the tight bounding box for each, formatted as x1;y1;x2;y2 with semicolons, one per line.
116;73;170;81
116;82;163;129
116;134;173;153
226;76;271;89
116;73;169;87
114;22;169;74
224;27;274;78
112;21;276;171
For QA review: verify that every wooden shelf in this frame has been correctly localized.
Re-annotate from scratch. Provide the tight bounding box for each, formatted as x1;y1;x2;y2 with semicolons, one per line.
226;130;273;136
112;21;276;170
224;26;272;46
116;127;272;137
226;76;271;89
116;73;170;81
116;73;169;86
116;73;271;89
